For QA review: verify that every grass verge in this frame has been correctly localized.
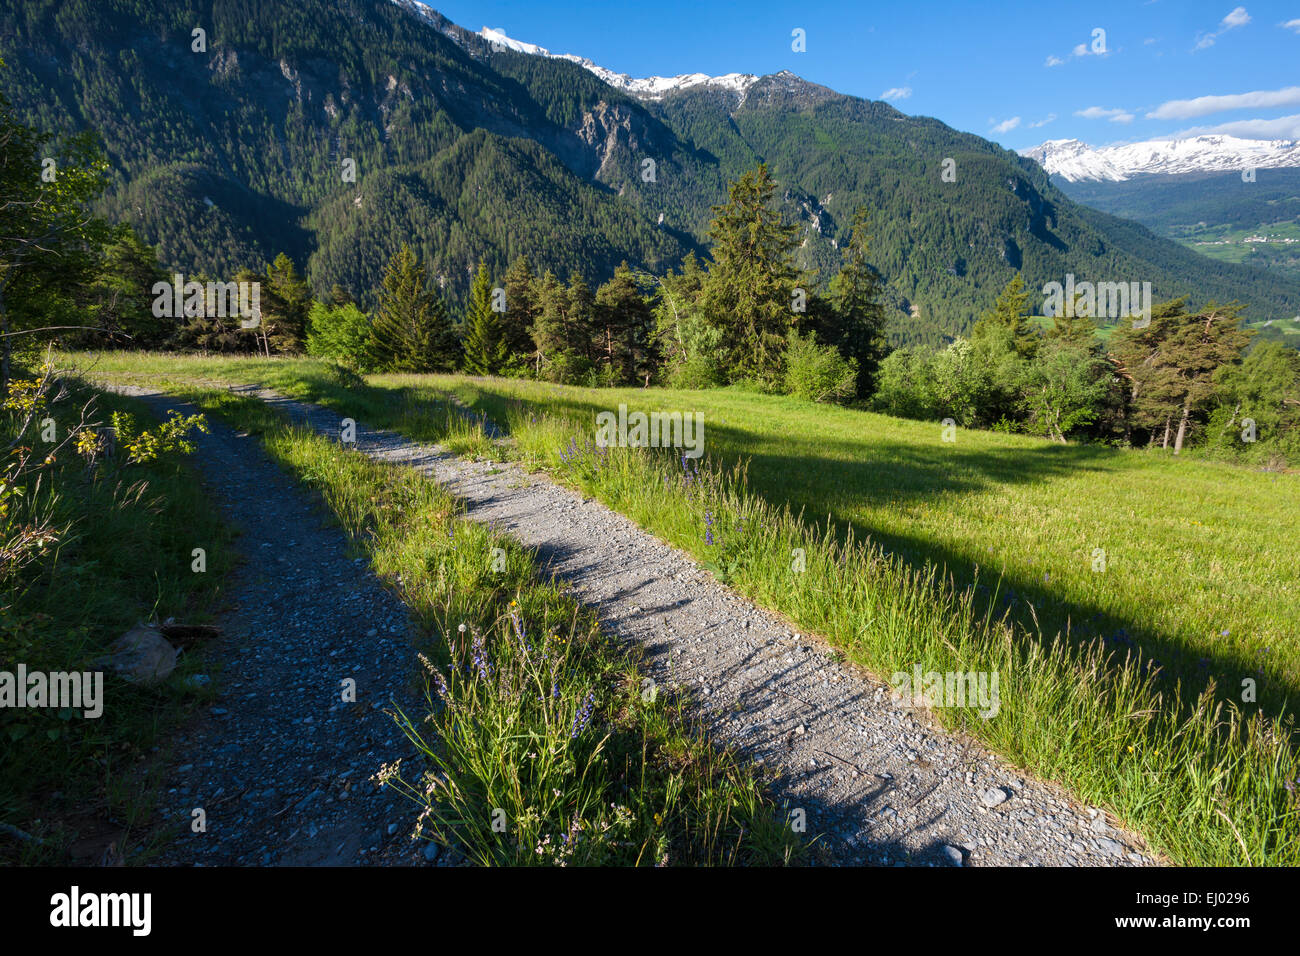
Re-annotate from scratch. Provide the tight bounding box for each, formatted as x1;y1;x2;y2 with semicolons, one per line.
1;368;231;864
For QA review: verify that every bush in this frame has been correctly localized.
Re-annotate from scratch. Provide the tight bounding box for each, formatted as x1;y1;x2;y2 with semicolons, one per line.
782;329;858;403
305;301;376;372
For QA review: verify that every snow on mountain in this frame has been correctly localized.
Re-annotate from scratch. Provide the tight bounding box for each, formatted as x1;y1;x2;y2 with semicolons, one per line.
387;4;757;100
477;26;758;100
1022;135;1300;182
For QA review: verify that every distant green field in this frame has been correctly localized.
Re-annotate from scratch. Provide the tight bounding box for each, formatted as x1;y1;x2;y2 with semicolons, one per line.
1173;222;1300;281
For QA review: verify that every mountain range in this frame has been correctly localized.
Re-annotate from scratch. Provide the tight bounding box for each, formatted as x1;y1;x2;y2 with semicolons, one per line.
1022;135;1300;183
4;0;1300;344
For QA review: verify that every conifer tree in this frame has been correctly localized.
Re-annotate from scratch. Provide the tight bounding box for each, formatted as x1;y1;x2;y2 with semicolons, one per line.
369;244;458;372
1047;291;1099;349
461;262;508;375
501;255;539;368
594;262;655;384
973;273;1038;359
1110;298;1250;452
701;163;800;387
827;205;891;396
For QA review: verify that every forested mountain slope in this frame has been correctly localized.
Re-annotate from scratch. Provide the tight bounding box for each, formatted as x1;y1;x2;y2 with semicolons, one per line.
4;0;1298;342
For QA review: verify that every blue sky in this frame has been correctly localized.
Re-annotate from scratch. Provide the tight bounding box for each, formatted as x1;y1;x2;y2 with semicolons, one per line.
427;0;1300;149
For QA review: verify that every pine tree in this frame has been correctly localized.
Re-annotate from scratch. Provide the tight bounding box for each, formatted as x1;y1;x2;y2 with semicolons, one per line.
1162;302;1251;453
461;262;508;375
81;226;169;348
259;252;312;354
1110;298;1250;452
972;273;1038;359
827;205;891;396
594;262;655;384
701;163;800;387
369;244;459;373
1047;292;1099;349
501;255;539;370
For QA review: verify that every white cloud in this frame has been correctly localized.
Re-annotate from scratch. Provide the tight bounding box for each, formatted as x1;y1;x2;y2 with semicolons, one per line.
991;116;1021;134
1075;106;1135;123
1172;113;1300;139
1045;30;1110;66
1282;18;1300;33
1147;85;1300;119
1194;6;1251;50
1028;113;1058;128
1223;6;1252;28
880;86;912;100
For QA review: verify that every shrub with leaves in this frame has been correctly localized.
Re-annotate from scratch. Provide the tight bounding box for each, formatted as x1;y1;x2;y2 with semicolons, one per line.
108;409;208;464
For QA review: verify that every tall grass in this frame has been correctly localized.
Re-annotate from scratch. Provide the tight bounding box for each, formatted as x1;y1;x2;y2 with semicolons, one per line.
1;372;230;864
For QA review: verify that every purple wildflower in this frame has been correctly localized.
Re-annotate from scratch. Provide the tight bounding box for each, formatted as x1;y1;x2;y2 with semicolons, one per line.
571;690;597;737
471;634;491;680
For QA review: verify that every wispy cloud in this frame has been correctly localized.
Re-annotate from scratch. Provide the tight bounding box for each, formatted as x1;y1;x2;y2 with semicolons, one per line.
1045;29;1109;66
1028;114;1058;128
1075;106;1135;123
880;87;912;101
991;116;1021;134
1282;18;1300;33
1194;6;1251;50
1147;86;1300;119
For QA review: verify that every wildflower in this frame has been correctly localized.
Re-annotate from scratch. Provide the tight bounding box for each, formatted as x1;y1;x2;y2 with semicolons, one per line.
471;634;492;680
571;690;597;737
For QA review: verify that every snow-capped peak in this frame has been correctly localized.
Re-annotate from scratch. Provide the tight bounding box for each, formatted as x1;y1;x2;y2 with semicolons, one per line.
478;26;550;57
477;23;758;100
1022;135;1300;182
473;21;759;100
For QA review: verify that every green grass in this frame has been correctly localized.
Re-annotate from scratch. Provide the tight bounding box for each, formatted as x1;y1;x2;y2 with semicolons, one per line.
71;351;1300;865
130;379;804;866
1;372;232;864
1171;221;1300;279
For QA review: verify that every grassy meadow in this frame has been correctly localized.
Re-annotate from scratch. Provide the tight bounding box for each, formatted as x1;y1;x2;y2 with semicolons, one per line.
70;351;1300;865
426;376;1300;709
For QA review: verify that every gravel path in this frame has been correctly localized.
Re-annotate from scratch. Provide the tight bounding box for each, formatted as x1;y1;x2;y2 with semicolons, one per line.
119;382;1158;867
114;390;438;867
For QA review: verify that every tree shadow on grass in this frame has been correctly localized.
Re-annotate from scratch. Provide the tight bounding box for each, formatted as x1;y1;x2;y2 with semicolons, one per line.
438;383;1297;727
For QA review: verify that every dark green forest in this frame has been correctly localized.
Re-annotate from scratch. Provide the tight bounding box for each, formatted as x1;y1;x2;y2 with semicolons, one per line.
4;0;1300;349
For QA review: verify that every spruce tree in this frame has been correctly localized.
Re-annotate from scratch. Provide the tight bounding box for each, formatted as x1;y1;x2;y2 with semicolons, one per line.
461;262;508;375
594;263;655;384
973;273;1038;359
369;244;458;373
501;255;539;369
827;205;891;396
701;163;800;387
